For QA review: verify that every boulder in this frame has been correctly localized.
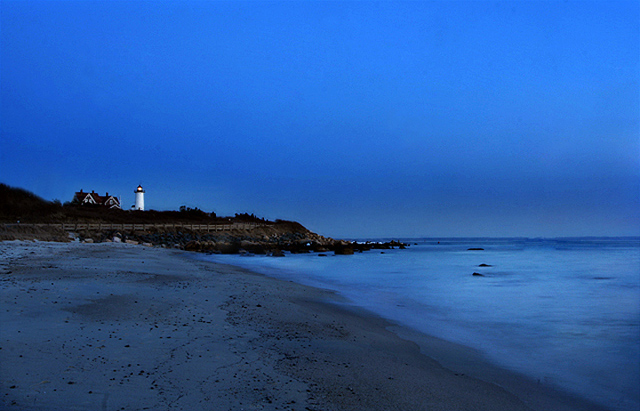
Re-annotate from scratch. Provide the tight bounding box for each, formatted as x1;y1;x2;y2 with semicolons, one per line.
216;242;241;254
270;250;285;257
184;240;201;251
472;272;484;277
199;241;216;252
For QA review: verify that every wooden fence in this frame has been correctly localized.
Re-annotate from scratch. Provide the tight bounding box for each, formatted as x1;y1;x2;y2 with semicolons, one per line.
2;222;265;232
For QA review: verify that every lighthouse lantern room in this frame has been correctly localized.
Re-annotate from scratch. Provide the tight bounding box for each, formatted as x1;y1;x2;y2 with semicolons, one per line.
134;185;145;211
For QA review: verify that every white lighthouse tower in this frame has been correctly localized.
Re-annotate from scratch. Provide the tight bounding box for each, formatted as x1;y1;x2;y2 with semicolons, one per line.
134;185;145;211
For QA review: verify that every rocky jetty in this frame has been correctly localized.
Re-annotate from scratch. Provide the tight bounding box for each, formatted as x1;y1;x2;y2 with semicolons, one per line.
72;226;408;256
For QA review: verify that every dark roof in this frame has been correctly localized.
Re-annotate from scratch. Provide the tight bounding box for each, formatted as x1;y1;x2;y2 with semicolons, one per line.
73;190;120;208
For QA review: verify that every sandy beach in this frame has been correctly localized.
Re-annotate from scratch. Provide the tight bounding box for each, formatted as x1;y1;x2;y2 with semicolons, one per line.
1;241;603;411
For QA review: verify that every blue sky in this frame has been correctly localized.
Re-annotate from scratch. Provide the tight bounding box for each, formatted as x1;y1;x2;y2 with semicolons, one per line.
1;1;638;238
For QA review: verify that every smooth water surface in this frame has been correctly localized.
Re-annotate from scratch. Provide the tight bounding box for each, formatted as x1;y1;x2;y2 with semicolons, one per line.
203;238;640;411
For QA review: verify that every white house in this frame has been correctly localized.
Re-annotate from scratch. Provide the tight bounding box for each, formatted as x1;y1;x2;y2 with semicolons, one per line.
73;190;121;209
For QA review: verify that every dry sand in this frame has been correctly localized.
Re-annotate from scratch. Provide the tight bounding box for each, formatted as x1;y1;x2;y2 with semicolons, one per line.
0;241;602;411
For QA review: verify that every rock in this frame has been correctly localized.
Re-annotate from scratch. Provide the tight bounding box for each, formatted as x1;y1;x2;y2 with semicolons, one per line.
83;238;94;243
184;240;202;251
270;250;285;257
472;272;484;276
217;242;241;254
334;241;355;255
353;243;372;252
201;240;216;250
478;264;492;267
334;247;354;255
240;241;267;254
468;248;484;251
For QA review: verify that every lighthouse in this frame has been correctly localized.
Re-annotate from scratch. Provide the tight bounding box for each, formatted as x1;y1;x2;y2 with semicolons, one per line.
134;185;145;211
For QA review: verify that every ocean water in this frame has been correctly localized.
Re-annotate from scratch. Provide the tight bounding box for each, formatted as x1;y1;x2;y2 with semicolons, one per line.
201;238;640;411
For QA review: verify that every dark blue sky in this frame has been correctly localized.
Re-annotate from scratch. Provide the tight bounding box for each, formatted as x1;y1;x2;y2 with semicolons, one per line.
1;1;638;238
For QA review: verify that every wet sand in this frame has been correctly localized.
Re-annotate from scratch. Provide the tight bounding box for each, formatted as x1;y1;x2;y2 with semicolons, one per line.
0;241;604;410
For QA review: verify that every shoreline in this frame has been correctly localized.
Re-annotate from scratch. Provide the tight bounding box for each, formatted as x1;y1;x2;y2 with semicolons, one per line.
0;241;609;410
